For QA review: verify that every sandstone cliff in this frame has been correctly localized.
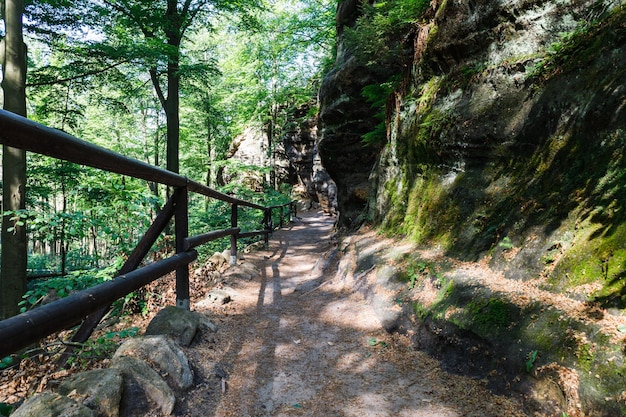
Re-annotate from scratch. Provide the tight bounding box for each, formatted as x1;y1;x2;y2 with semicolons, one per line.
318;0;626;414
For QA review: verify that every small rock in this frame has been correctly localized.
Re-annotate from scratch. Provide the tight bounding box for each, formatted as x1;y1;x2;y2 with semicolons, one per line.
11;392;95;417
244;241;266;253
223;262;259;281
206;289;232;305
209;252;228;269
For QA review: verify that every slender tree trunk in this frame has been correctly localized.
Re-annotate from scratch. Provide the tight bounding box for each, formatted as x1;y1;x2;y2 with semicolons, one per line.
1;0;27;319
60;182;67;275
205;115;213;210
165;0;181;174
206;118;211;187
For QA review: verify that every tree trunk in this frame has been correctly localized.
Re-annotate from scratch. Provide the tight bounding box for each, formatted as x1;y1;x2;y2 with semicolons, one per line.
165;0;181;174
1;0;27;319
60;183;67;275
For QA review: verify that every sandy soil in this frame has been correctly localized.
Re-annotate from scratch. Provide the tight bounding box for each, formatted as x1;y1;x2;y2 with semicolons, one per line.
176;210;529;417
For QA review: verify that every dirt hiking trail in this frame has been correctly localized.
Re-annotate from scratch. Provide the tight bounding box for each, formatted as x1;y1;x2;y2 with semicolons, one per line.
178;210;528;417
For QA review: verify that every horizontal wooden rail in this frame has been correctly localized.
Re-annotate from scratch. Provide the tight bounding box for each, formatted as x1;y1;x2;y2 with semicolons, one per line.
0;109;296;359
0;110;265;211
0;251;197;359
237;230;270;239
183;228;240;251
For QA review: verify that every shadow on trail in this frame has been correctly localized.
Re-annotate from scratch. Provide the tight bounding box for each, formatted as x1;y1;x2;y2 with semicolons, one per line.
179;210;523;417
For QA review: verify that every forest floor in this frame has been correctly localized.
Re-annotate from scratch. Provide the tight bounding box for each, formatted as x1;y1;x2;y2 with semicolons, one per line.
6;209;622;415
174;210;529;417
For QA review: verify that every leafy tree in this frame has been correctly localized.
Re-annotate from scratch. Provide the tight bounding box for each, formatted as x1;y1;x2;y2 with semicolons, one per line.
211;0;335;188
86;0;262;174
1;0;28;319
1;0;334;290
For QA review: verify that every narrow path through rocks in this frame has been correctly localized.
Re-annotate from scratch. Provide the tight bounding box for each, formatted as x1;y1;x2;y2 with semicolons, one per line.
177;210;528;417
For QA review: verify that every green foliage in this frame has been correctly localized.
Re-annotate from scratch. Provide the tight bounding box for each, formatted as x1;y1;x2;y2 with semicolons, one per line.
3;209;29;234
525;349;539;373
367;337;388;348
405;260;428;289
0;402;13;417
0;356;14;370
19;260;121;313
65;327;139;369
497;236;514;250
344;0;429;72
361;80;397;145
531;6;625;82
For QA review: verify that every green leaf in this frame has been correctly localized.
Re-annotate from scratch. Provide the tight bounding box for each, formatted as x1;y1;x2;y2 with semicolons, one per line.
0;356;14;370
618;325;626;333
0;402;14;417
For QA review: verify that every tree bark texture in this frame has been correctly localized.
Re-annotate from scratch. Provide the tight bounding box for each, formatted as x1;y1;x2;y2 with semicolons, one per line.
1;0;28;319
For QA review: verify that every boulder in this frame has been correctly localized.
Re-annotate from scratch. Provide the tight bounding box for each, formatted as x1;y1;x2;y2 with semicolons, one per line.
222;262;259;281
113;335;193;390
145;306;199;347
111;356;175;416
57;368;123;417
11;392;95;417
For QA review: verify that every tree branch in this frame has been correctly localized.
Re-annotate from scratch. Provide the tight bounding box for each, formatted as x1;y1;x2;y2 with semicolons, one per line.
149;67;167;109
26;60;129;87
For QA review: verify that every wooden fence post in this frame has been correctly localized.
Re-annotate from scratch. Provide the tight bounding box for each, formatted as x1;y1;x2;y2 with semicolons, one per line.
230;204;238;265
175;187;190;310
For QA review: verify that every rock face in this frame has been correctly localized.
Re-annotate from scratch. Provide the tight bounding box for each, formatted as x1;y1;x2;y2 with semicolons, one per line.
319;0;626;415
317;0;388;227
372;0;626;260
319;0;626;243
282;108;337;213
223;106;337;212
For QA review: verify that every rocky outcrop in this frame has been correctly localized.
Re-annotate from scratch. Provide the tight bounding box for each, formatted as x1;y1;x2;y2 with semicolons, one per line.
282;108;337;213
318;0;626;415
373;0;626;262
317;0;394;227
220;126;269;191
222;106;337;213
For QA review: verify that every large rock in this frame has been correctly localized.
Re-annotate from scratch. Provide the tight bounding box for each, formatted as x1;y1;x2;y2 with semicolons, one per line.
111;356;175;416
11;392;95;417
145;306;199;347
57;368;123;417
113;335;194;390
317;2;396;227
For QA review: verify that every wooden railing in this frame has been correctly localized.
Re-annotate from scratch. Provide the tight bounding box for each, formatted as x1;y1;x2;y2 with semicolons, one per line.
0;109;296;359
